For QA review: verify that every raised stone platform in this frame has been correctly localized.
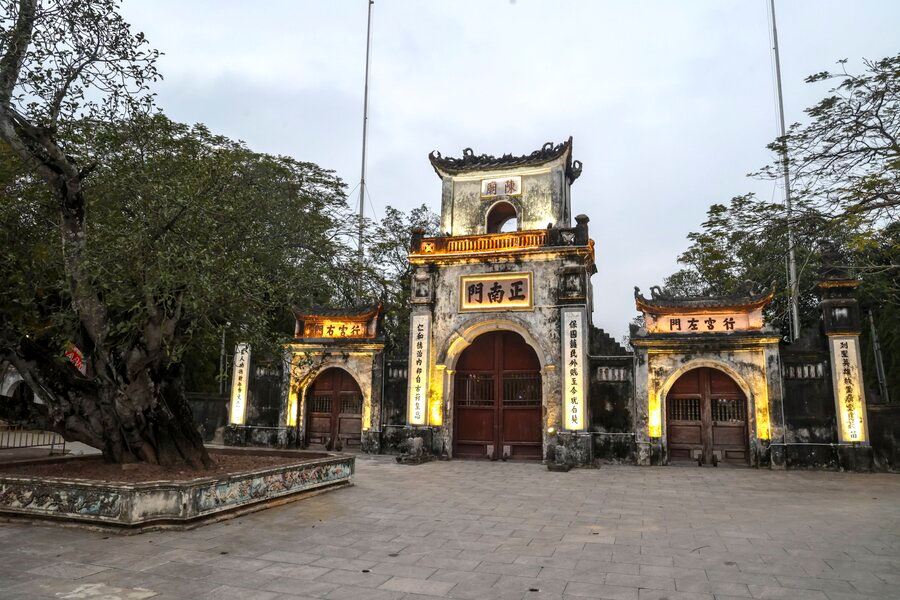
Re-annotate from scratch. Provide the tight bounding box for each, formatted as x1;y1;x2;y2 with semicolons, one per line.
0;448;353;532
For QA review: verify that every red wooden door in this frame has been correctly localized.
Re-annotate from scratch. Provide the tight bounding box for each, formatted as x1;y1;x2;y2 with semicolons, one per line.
306;368;363;449
454;331;542;460
666;367;748;465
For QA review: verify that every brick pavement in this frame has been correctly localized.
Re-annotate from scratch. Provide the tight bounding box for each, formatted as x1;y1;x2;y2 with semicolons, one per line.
1;456;898;599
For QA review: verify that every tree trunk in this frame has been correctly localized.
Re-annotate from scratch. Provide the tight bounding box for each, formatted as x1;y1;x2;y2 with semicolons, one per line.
3;340;211;468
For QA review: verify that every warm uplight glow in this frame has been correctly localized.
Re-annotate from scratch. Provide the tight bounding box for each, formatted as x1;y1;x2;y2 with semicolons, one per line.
562;310;586;431
407;314;431;425
303;319;369;339
648;391;662;438
413;230;547;256
428;366;445;426
229;343;251;425
362;400;372;431
830;336;867;442
755;396;770;440
546;426;556;436
460;272;533;312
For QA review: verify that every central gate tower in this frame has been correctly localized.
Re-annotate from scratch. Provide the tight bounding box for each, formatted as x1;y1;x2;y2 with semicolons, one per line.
405;138;597;463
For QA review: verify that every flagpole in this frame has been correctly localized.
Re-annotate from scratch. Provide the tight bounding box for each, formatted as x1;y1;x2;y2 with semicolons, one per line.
769;0;801;341
357;0;374;262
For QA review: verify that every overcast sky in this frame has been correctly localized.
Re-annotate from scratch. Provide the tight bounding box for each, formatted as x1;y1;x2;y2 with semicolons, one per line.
121;0;899;341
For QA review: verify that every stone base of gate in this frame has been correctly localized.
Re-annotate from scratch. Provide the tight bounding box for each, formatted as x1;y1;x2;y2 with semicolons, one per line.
782;444;873;471
360;430;381;454
224;425;300;448
548;432;592;467
380;425;437;456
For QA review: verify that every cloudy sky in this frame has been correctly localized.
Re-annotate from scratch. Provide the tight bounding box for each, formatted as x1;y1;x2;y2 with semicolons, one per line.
121;0;899;341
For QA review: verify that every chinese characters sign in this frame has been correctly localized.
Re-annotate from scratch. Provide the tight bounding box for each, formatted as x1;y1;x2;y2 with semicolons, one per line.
460;272;533;312
561;310;586;431
645;312;754;334
407;314;431;425
229;343;251;425
481;176;521;198
829;336;867;443
303;319;368;338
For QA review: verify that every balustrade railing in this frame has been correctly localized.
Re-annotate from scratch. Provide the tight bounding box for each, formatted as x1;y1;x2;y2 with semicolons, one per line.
410;215;591;257
415;229;547;255
0;424;66;454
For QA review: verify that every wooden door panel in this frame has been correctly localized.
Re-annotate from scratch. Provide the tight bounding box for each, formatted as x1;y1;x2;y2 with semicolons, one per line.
306;368;363;447
501;409;541;443
509;443;542;459
456;409;494;443
666;368;748;465
454;331;542;460
712;425;745;446
669;424;702;445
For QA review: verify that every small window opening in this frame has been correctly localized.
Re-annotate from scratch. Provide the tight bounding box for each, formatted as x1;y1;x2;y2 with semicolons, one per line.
486;202;518;233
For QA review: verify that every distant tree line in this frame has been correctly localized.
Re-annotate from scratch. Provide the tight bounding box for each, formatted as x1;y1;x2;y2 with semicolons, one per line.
0;0;435;466
663;54;899;401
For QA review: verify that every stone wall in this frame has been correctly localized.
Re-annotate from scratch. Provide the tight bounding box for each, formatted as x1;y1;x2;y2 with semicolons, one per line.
439;155;569;236
868;403;900;472
415;247;593;459
381;358;410;453
632;335;784;467
281;342;384;452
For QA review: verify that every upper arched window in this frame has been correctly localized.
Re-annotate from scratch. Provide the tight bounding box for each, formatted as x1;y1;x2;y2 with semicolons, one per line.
486;201;518;233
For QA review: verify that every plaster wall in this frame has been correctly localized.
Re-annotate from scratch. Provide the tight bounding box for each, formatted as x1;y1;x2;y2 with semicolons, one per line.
281;343;384;452
632;339;783;467
415;250;591;458
439;156;570;236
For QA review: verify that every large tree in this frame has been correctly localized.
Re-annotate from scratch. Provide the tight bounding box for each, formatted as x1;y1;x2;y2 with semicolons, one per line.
0;0;355;465
364;205;440;355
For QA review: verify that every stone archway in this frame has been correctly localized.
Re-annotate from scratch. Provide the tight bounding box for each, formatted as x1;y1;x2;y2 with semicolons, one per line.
452;330;542;460
303;367;364;450
485;200;518;233
657;359;758;466
438;317;554;459
665;367;749;465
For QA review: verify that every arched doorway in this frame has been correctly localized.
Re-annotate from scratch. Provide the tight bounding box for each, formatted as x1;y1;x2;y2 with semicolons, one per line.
486;201;518;233
666;367;748;465
306;368;363;450
453;330;542;460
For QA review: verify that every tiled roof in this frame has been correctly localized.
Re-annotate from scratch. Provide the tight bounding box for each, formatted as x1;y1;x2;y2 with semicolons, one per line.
634;285;773;313
428;136;582;181
292;303;381;320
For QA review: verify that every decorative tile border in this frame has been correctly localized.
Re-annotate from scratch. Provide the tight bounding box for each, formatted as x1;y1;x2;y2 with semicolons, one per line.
0;451;353;529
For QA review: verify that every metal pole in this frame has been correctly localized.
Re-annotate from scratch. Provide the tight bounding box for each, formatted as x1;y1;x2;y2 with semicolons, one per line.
358;0;374;261
868;310;891;403
769;0;801;340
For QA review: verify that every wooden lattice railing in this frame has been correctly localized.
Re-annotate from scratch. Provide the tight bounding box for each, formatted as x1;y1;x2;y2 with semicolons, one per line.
414;230;548;256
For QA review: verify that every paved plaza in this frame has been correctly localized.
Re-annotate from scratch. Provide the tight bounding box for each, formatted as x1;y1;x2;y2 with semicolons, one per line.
1;456;899;600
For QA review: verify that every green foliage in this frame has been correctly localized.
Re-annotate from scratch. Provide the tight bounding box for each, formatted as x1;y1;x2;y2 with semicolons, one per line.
364;204;440;355
1;113;356;379
663;54;899;399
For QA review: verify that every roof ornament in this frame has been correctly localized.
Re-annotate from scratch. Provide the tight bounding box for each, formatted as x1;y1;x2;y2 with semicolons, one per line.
427;136;581;181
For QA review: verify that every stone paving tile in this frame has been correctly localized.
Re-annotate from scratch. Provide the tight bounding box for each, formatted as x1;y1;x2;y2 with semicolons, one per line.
258;563;333;581
2;457;899;600
26;560;110;580
378;575;456;595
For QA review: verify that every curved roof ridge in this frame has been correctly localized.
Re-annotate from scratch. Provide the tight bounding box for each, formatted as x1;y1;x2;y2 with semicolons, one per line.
634;283;774;313
428;136;582;181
